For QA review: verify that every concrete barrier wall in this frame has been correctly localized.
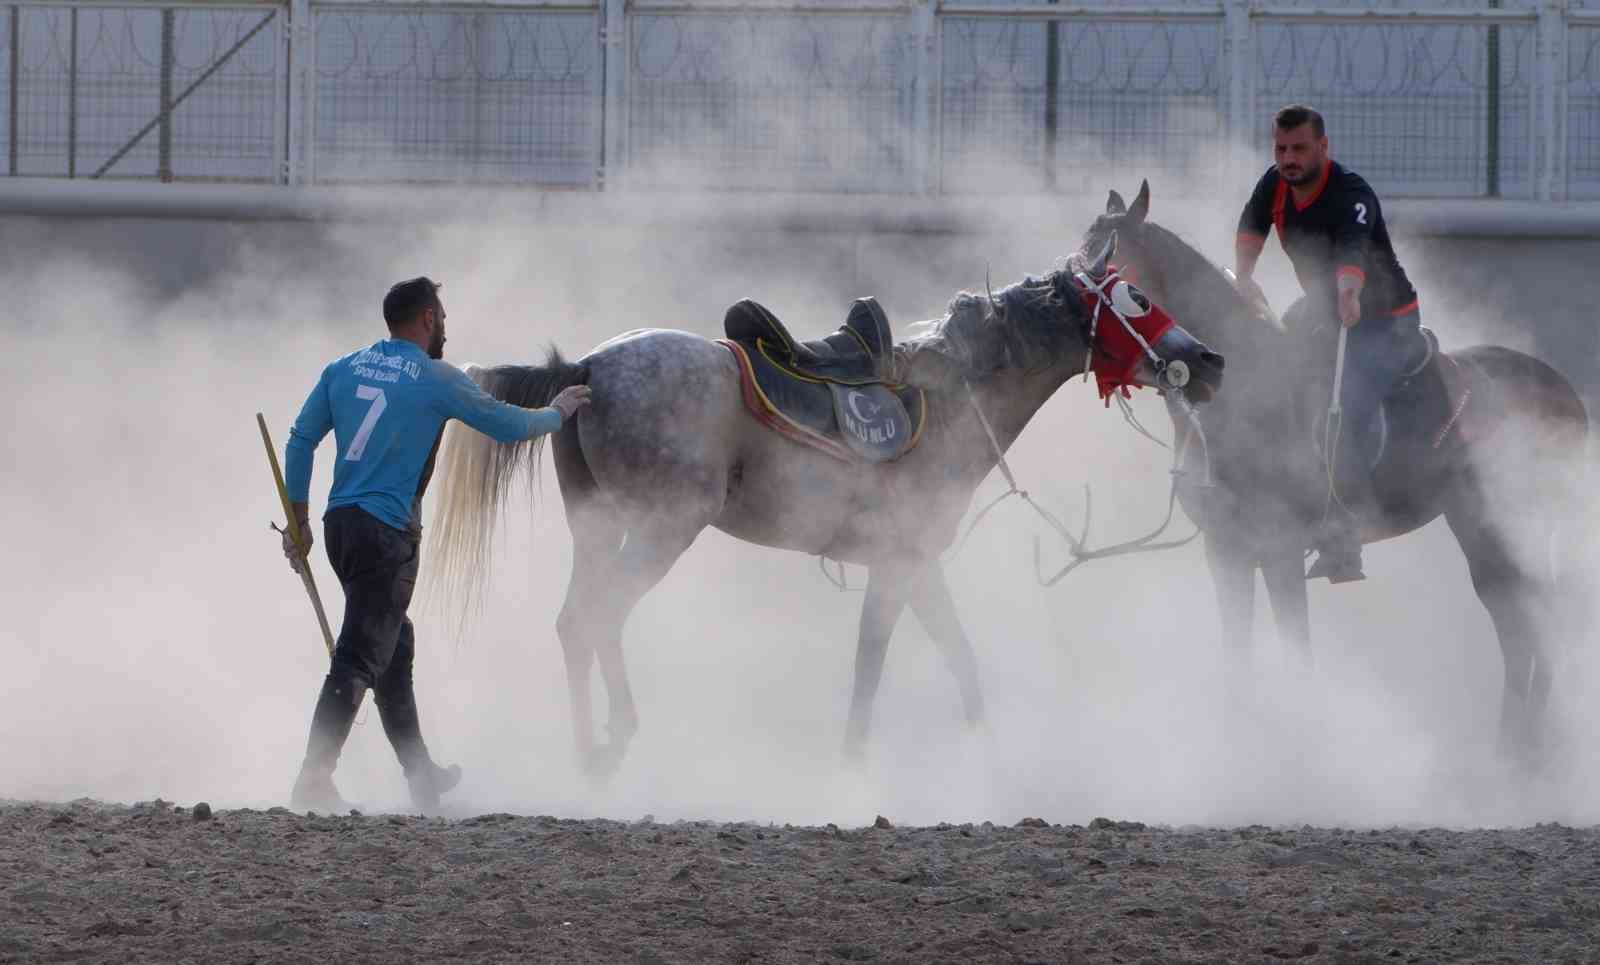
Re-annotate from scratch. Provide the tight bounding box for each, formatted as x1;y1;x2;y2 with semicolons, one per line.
5;181;1597;410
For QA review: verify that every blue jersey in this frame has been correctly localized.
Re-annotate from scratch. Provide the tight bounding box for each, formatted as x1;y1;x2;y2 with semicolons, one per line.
285;338;562;532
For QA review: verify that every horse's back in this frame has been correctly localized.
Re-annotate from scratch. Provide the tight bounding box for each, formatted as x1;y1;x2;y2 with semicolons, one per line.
1454;344;1588;441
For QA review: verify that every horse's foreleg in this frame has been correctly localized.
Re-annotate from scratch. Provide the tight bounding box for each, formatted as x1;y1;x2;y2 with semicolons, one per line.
1261;545;1313;667
907;563;984;730
843;564;912;759
1204;533;1257;669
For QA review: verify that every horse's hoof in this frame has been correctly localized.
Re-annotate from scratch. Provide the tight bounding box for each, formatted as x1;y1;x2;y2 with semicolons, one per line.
581;743;629;785
840;739;868;770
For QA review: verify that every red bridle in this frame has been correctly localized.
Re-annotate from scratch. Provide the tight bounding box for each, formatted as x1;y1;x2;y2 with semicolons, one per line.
1076;266;1176;404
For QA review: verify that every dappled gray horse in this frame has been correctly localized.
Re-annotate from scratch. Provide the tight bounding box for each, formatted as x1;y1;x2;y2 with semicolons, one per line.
1080;182;1590;759
426;244;1223;776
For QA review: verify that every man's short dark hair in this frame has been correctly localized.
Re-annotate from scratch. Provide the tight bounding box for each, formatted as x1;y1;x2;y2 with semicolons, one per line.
383;276;442;328
1274;104;1325;138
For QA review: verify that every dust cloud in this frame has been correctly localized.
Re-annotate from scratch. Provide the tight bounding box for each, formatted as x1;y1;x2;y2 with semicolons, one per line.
0;125;1595;834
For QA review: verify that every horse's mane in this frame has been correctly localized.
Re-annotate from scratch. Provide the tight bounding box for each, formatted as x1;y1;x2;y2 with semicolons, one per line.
1135;219;1284;340
893;266;1084;386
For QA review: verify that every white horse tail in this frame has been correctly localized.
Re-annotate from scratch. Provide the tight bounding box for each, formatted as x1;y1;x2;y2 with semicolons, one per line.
423;349;586;635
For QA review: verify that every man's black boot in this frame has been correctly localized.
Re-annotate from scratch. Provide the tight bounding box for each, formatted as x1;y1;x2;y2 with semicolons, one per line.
290;674;366;813
376;688;462;814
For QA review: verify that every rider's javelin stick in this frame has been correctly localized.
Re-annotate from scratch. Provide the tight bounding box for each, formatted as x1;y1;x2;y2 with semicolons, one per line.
257;413;336;656
1324;325;1351;511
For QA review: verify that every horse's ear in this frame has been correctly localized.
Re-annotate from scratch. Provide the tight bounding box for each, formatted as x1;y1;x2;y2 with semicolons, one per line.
1128;179;1150;225
1089;230;1117;276
1106;189;1127;215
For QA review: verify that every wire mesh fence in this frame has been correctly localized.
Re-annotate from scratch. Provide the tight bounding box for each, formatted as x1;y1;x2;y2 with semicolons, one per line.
625;11;918;192
1570;23;1600;200
1253;18;1536;198
0;0;1593;200
311;6;600;185
939;15;1223;194
8;4;280;181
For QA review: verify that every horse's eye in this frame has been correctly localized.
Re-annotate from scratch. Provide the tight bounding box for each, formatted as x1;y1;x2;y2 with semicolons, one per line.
1111;281;1150;317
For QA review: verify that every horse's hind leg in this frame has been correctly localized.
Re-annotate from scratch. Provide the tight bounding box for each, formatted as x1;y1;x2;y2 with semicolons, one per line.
1444;499;1553;762
579;519;703;780
555;503;622;760
553;427;621;762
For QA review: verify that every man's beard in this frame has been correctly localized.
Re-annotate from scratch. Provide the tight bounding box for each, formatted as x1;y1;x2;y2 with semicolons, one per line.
1281;159;1322;187
428;331;446;359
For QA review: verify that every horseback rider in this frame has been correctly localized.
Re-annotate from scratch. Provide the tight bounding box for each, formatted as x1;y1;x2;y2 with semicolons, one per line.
1232;105;1426;584
281;276;591;813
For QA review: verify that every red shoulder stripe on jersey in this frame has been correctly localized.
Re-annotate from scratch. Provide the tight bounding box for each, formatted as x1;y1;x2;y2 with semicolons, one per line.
1271;179;1288;249
1390;298;1419;317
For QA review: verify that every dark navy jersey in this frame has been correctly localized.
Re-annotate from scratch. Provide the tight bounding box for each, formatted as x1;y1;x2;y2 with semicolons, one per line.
1238;161;1418;320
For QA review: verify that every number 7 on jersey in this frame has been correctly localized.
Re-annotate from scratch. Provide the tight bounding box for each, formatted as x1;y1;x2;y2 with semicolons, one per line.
345;384;387;462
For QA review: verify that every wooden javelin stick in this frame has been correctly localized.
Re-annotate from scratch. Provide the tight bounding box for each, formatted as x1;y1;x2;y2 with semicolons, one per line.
257;413;336;656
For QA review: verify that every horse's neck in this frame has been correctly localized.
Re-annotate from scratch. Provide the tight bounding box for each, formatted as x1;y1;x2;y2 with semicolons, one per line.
928;365;1074;485
1162;267;1265;364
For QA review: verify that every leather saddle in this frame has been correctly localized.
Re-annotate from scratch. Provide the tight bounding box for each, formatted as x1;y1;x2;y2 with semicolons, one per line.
1383;328;1503;457
719;297;926;464
1312;327;1504;474
724;297;895;383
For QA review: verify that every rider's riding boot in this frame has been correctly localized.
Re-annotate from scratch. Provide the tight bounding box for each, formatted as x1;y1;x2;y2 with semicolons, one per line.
290;673;366;813
1309;463;1374;584
375;687;462;814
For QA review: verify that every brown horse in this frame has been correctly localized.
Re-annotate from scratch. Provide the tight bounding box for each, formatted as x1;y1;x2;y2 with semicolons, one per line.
1078;182;1590;760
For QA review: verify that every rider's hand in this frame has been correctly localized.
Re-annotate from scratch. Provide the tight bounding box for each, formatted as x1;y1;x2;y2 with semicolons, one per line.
1337;277;1363;329
551;384;593;422
282;508;312;575
1233;272;1268;311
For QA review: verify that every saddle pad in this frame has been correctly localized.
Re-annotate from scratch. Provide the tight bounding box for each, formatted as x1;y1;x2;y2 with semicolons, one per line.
720;340;926;464
830;383;915;463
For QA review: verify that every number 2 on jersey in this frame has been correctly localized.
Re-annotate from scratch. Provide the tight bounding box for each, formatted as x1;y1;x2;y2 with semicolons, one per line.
345;384;387;462
1354;203;1368;225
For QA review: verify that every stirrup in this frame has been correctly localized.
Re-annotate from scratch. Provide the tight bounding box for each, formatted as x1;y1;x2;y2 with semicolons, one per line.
1306;545;1365;584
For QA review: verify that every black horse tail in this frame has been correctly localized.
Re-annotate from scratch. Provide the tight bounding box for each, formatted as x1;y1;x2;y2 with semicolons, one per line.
423;348;587;634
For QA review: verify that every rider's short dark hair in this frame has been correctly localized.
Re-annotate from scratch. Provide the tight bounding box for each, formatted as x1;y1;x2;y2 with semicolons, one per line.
383;276;442;328
1274;104;1325;138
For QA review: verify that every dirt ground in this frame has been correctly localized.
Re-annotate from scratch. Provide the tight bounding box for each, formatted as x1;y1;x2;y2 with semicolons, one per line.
2;800;1597;964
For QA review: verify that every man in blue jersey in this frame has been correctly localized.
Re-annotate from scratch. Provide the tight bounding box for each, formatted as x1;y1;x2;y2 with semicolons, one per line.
281;277;590;813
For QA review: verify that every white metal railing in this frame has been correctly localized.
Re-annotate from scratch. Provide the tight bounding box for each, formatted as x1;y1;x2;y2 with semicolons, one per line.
1;0;1594;200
